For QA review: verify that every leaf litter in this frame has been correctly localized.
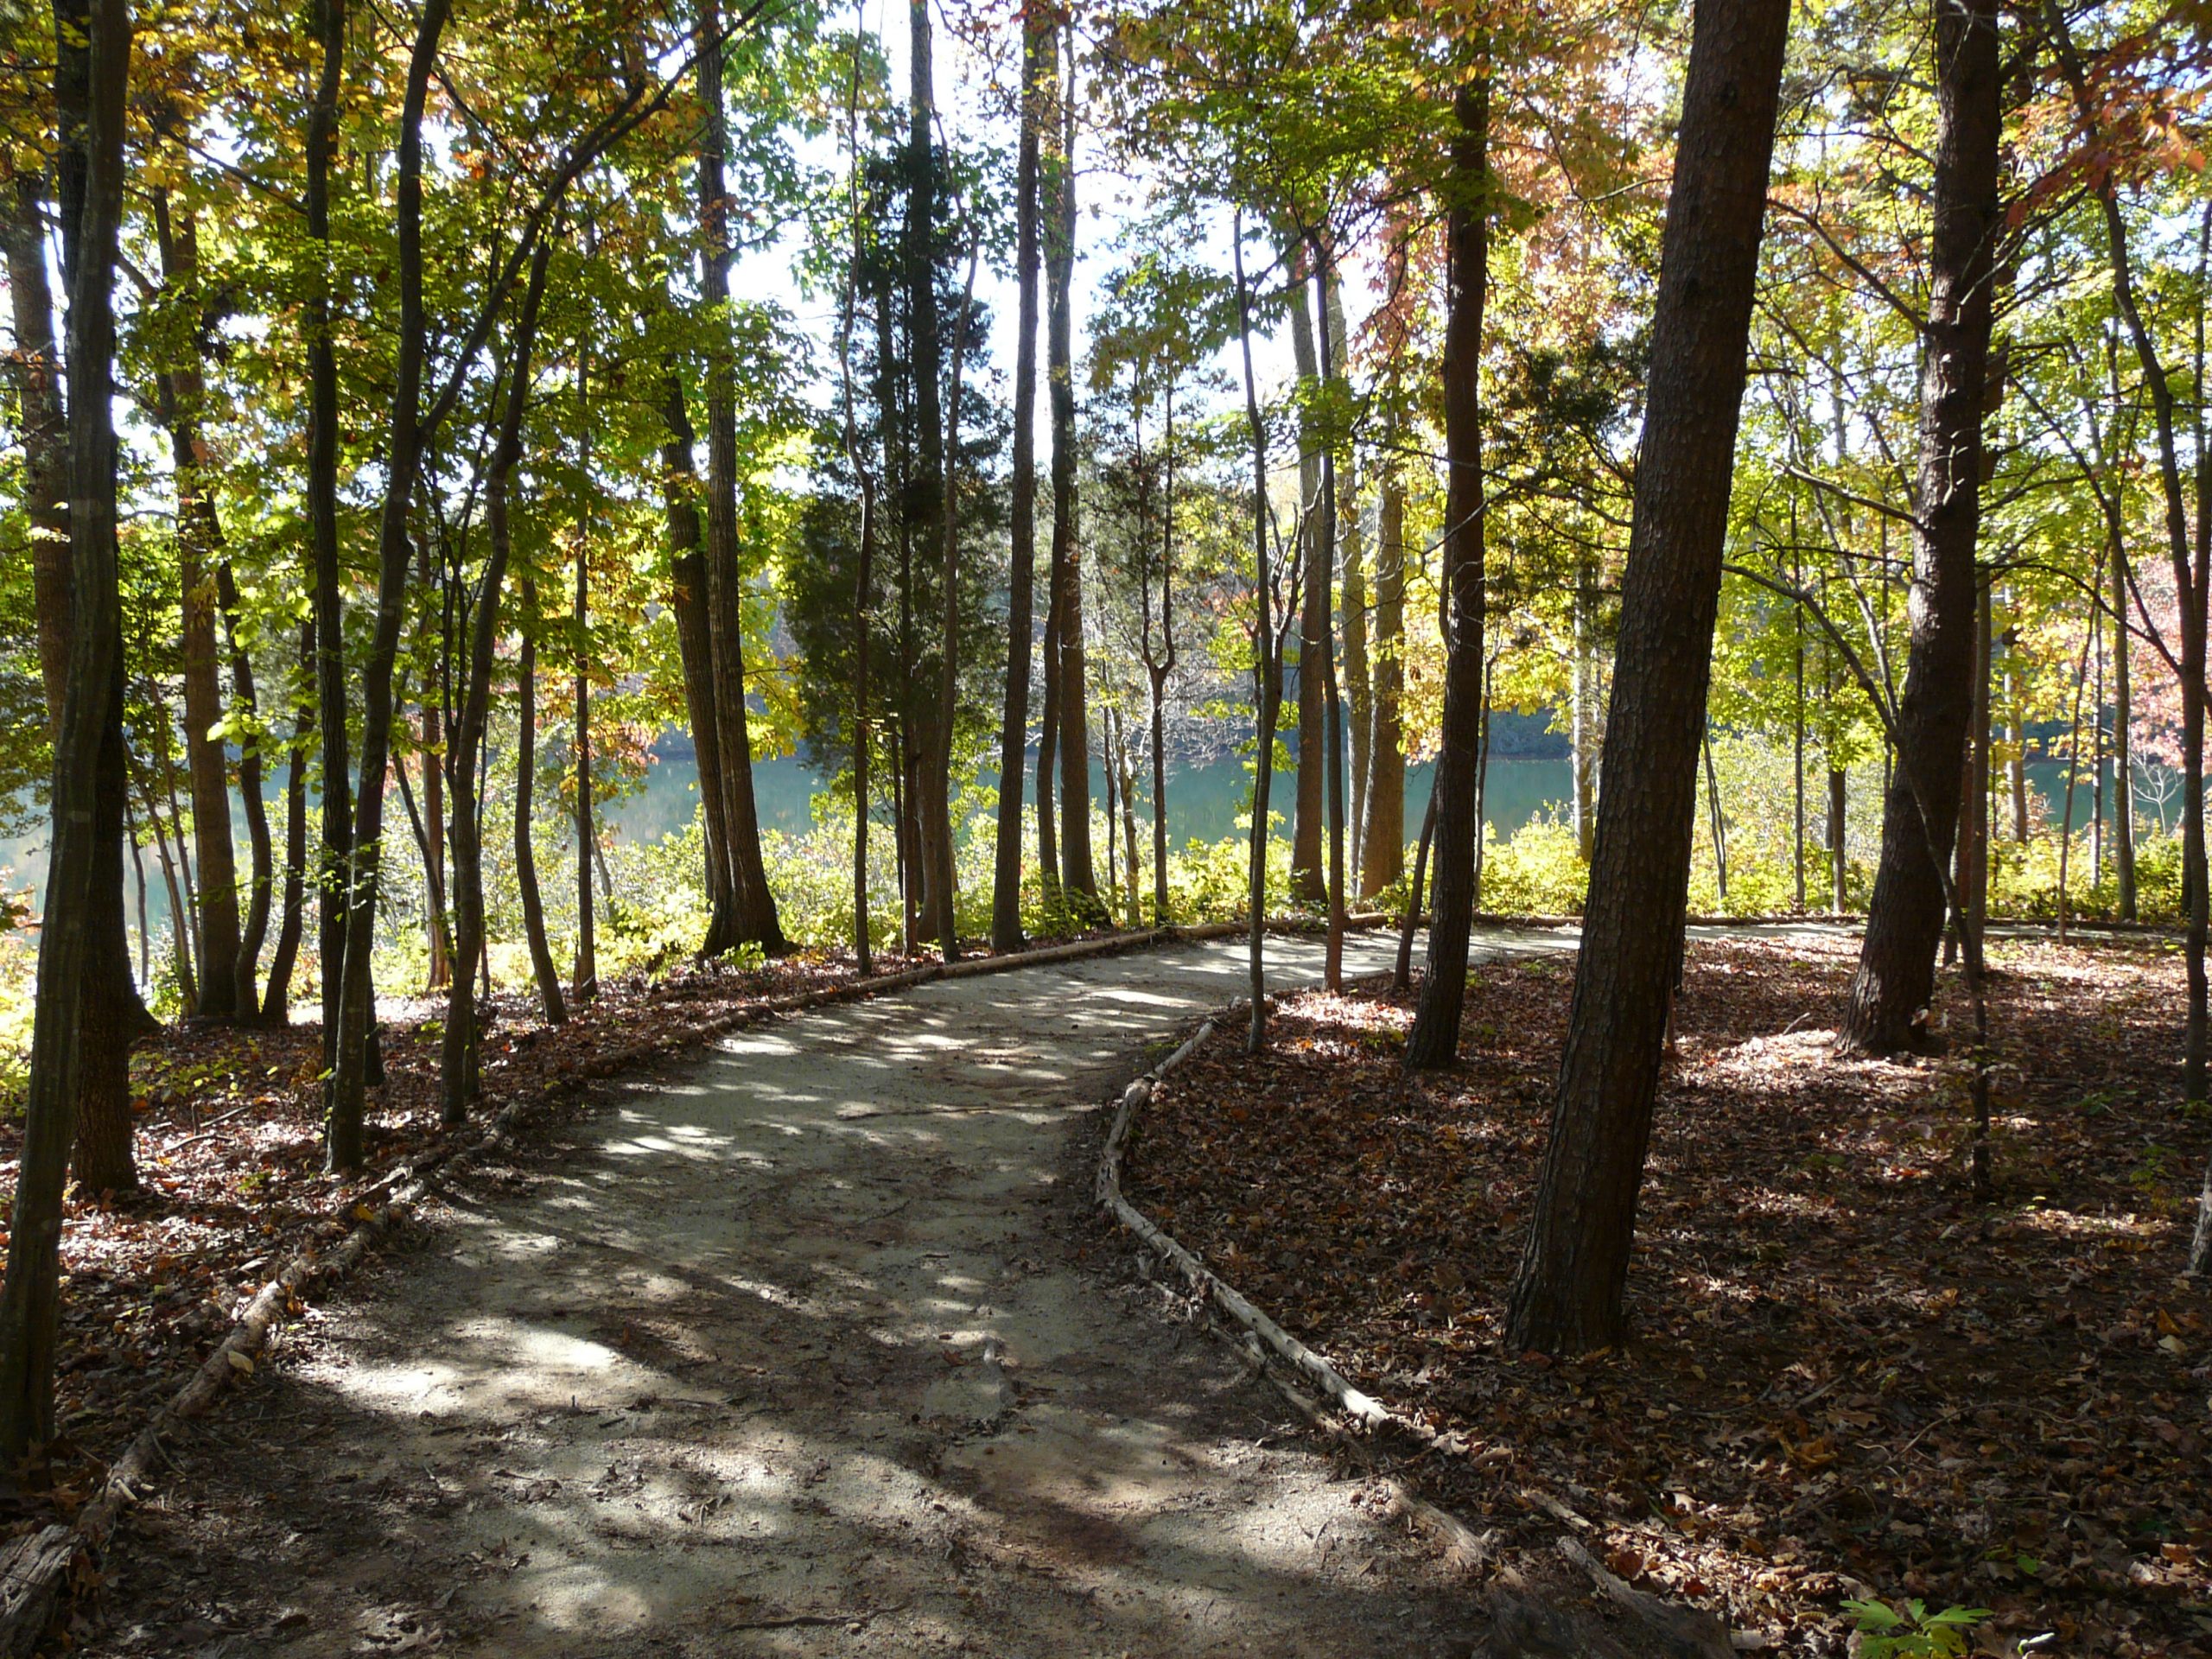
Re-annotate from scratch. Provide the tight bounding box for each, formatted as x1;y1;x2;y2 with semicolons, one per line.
1123;935;2212;1656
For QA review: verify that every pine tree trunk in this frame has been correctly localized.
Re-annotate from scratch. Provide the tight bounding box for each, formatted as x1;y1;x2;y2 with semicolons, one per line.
6;174;72;745
1840;0;2000;1055
1403;78;1491;1071
1503;0;1789;1354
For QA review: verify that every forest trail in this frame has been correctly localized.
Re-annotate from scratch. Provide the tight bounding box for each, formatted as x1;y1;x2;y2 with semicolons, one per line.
95;933;1513;1658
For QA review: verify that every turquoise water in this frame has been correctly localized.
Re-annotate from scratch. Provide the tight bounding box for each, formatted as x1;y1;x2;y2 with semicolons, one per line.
603;753;1577;847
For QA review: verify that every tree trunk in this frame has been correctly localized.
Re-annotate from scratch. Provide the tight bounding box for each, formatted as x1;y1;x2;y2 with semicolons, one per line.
262;616;314;1022
1047;28;1097;917
1233;212;1278;1052
2109;479;2138;918
659;351;738;951
574;347;598;1003
1571;563;1598;861
1840;0;2000;1055
327;0;453;1172
1328;269;1370;888
1828;763;1848;913
1503;0;1789;1354
1362;455;1407;899
5;174;72;740
216;561;271;1014
991;1;1048;952
444;242;552;1125
306;0;353;1080
515;573;566;1024
697;0;786;956
156;205;243;1019
0;0;130;1459
1311;240;1349;989
1288;260;1326;907
1403;77;1491;1070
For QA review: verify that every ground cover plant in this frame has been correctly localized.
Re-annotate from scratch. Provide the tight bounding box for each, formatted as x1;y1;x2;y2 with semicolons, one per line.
1123;936;2211;1656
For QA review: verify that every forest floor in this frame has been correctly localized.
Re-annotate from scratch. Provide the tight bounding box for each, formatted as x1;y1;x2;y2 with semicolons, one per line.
55;932;1494;1657
1125;931;2212;1656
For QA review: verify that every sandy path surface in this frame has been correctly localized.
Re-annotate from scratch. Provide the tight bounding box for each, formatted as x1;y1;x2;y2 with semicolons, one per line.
92;933;1490;1658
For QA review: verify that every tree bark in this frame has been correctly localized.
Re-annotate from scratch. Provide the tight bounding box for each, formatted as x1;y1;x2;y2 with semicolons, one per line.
1503;0;1789;1354
696;0;786;956
1404;76;1491;1071
327;0;454;1171
1047;28;1097;917
1310;240;1349;989
261;615;314;1022
659;351;738;950
305;0;353;1080
1840;0;2000;1054
2107;448;2138;918
4;173;71;741
1233;212;1278;1052
1327;267;1370;889
0;0;130;1459
514;572;566;1024
573;346;598;1003
443;240;552;1126
1288;260;1326;907
154;204;244;1018
990;0;1049;952
1362;452;1407;899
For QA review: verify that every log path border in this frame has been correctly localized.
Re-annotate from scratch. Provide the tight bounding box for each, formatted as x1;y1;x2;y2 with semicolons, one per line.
1093;965;1740;1659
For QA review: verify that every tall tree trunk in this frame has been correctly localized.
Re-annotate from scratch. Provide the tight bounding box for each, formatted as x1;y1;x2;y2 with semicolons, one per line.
2004;626;2028;838
9;151;137;1180
443;241;552;1125
1840;0;2001;1054
697;0;786;955
1503;0;1789;1354
0;0;130;1459
1362;453;1407;899
327;0;454;1171
217;561;272;1013
1145;387;1177;927
155;203;243;1018
1287;260;1326;906
306;0;353;1079
262;616;313;1021
1327;267;1370;890
1232;211;1278;1052
515;573;566;1024
1571;562;1598;861
574;348;598;1003
1047;28;1097;916
659;351;738;951
5;174;72;741
1310;239;1348;988
990;0;1048;952
1403;76;1491;1070
1828;762;1848;913
2108;473;2138;918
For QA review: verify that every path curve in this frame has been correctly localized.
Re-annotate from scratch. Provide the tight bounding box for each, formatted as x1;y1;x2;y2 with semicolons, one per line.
95;933;1484;1658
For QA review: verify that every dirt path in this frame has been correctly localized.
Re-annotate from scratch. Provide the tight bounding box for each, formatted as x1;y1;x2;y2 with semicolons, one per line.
90;933;1488;1658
